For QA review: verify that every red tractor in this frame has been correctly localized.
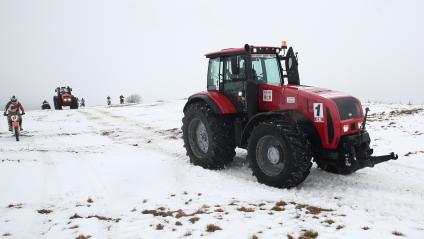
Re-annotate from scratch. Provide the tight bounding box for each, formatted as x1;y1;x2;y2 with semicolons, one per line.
53;86;79;110
182;42;398;188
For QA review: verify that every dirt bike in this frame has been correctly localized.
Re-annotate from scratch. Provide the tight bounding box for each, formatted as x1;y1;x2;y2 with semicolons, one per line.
10;114;21;141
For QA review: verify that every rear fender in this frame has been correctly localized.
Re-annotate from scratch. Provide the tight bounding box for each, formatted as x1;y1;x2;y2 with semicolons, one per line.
183;92;237;114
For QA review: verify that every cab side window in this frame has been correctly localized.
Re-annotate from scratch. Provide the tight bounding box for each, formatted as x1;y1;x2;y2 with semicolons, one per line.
207;58;222;90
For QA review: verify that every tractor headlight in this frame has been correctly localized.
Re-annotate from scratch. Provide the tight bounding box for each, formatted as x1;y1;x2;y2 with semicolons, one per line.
343;124;349;133
358;122;362;130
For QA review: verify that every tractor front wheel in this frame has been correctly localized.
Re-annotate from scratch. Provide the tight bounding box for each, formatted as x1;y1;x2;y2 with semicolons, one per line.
247;118;312;188
182;102;236;169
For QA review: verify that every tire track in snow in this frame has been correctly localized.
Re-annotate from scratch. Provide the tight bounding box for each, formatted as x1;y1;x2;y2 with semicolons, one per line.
78;108;187;161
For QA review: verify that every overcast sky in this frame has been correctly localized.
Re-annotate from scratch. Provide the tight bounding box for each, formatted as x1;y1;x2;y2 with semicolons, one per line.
1;0;423;110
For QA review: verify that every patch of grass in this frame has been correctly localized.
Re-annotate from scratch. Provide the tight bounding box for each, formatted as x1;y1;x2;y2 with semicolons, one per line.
174;209;187;218
392;230;405;237
2;233;11;237
184;232;192;237
275;200;287;207
156;224;164;230
189;217;200;224
271;206;285;211
75;235;91;239
175;221;182;226
336;225;344;230
37;209;53;214
251;235;258;239
7;203;23;209
206;224;222;232
296;204;332;215
299;230;318;239
287;234;294;239
69;225;79;229
70;213;83;219
214;208;224;213
237;207;255;213
362;226;370;230
142;209;173;217
87;215;121;222
323;219;334;225
87;198;93;203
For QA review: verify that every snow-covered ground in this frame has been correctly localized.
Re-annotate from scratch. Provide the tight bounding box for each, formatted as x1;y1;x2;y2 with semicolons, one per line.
0;100;423;239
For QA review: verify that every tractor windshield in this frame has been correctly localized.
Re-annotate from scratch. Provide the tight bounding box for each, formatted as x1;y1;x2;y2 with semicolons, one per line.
251;54;282;86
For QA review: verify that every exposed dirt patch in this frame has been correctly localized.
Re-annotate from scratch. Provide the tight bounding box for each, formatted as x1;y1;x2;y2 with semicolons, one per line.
155;128;182;140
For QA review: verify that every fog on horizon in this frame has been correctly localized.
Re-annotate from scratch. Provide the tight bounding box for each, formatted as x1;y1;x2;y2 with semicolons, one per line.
1;0;423;110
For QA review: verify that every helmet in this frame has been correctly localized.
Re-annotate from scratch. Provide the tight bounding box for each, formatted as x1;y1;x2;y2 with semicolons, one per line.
10;96;17;103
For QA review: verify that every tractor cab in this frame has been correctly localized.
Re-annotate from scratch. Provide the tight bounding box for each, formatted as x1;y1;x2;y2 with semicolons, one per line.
205;43;300;116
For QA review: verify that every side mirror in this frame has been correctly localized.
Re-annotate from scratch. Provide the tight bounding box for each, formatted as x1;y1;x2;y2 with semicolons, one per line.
285;47;300;85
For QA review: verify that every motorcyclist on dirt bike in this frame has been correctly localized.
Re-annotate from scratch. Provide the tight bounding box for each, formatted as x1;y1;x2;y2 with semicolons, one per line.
4;96;25;131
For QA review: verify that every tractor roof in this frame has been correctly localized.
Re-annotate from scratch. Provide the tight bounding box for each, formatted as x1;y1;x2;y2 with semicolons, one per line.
205;45;281;58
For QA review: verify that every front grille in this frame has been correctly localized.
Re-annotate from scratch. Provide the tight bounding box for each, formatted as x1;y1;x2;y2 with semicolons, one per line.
333;97;362;120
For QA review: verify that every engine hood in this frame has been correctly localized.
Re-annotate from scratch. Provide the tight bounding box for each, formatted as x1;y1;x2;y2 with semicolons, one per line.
292;85;352;100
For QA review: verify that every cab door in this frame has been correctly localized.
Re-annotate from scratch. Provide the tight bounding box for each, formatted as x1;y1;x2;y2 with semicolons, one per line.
221;55;247;112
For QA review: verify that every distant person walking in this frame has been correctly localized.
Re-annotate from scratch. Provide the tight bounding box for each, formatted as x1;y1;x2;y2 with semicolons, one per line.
107;96;111;106
120;95;125;104
80;98;85;107
4;96;25;131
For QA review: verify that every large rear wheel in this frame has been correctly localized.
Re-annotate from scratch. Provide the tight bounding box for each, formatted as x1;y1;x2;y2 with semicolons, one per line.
248;118;312;188
182;102;236;169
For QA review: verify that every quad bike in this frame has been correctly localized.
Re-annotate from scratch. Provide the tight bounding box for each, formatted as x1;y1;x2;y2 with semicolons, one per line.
182;41;398;188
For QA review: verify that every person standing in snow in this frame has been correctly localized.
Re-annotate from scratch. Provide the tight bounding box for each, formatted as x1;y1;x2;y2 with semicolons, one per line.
3;96;25;131
80;98;85;107
119;95;125;104
107;96;111;106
